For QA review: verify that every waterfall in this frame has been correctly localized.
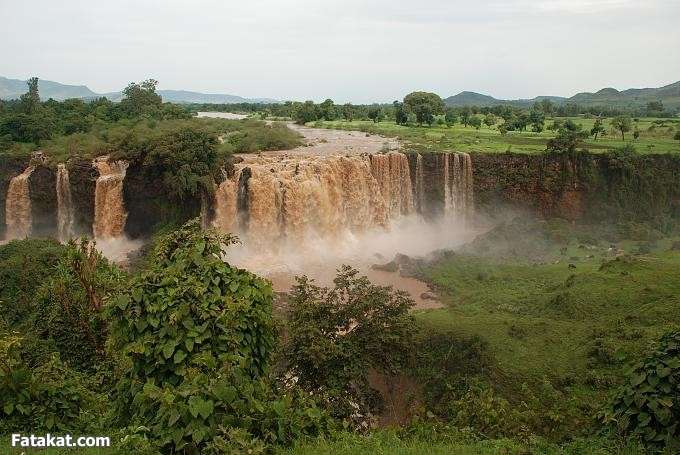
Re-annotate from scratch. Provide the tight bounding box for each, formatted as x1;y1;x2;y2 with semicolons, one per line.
370;152;414;218
5;166;35;240
211;151;474;248
443;152;473;220
211;153;405;248
213;171;240;233
93;157;128;239
56;163;74;241
414;153;425;213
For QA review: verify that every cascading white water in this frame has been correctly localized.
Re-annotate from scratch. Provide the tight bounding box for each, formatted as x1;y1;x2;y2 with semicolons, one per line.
414;153;425;213
211;150;474;248
443;152;474;221
93;157;128;239
5;166;35;240
56;163;74;242
212;153;402;249
213;170;240;233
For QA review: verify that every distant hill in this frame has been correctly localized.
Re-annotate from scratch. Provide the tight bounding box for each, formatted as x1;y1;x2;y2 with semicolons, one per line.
0;76;97;101
0;76;276;104
444;81;680;110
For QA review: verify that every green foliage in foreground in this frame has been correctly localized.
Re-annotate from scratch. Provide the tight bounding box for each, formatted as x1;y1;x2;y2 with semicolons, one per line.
604;331;680;449
285;266;415;424
110;220;330;452
0;240;120;435
2;220;680;453
0;238;66;326
284;426;645;455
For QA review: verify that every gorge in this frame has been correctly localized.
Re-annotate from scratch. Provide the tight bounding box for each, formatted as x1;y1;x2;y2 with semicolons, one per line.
1;125;679;291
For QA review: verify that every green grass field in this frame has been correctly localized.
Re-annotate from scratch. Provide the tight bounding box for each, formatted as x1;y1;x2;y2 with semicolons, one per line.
314;117;680;155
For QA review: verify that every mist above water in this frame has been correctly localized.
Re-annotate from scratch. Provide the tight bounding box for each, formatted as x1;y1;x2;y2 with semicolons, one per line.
225;214;479;307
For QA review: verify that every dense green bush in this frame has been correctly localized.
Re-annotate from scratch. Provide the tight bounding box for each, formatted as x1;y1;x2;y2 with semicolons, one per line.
111;220;330;451
604;330;680;449
285;266;415;424
227;120;302;152
0;334;93;433
0;238;66;326
411;332;493;416
30;240;125;370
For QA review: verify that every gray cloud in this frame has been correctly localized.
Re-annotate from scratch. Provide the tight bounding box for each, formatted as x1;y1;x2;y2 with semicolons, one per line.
1;0;678;103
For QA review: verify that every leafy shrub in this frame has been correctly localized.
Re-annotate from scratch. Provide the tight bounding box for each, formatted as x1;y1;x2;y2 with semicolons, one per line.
411;332;493;417
284;266;415;424
0;238;66;326
0;334;92;433
142;126;221;200
227;121;302;153
111;220;328;451
29;240;125;370
604;330;680;449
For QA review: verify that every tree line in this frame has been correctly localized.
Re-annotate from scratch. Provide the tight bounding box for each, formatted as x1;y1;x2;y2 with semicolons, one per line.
0;78;191;148
188;95;675;128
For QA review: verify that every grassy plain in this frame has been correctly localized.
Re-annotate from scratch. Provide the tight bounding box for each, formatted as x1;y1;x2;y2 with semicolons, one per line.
284;221;680;454
313;117;680;155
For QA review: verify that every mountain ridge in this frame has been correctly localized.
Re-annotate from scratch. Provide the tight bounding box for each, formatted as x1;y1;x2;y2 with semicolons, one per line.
0;76;277;104
444;81;680;110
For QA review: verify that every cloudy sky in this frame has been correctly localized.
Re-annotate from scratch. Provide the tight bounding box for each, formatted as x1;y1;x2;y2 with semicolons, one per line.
1;0;678;103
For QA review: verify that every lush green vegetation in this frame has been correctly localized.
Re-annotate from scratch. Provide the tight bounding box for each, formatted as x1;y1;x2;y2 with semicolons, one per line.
2;217;679;453
311;116;680;155
0;78;302;162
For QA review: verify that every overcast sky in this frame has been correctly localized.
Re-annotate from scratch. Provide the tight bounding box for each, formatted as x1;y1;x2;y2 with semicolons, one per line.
1;0;678;103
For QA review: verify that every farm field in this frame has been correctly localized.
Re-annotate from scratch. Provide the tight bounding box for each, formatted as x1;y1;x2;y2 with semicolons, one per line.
313;117;680;155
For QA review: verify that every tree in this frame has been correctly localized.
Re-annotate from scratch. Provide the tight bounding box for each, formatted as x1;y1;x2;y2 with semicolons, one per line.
546;120;589;154
539;98;555;117
646;101;664;116
20;77;41;113
633;128;640;140
590;118;605;140
611;115;632;141
142;126;221;200
367;106;384;123
119;79;162;117
460;106;472;127
444;109;458;127
469;116;482;130
342;103;354;122
674;130;680;141
319;99;336;121
529;110;545;132
393;101;408;125
403;91;444;126
285;266;415;422
513;112;529;131
483;113;497;128
293;101;318;125
110;221;282;451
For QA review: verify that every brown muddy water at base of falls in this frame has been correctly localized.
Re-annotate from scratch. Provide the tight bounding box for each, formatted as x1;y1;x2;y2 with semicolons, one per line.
224;216;482;311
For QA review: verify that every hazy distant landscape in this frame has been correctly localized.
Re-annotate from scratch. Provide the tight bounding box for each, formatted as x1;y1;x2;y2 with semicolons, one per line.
3;74;679;111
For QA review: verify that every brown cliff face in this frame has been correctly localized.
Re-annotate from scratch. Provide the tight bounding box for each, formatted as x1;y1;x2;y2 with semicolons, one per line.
27;164;58;238
471;152;680;225
67;158;97;237
122;159;203;239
